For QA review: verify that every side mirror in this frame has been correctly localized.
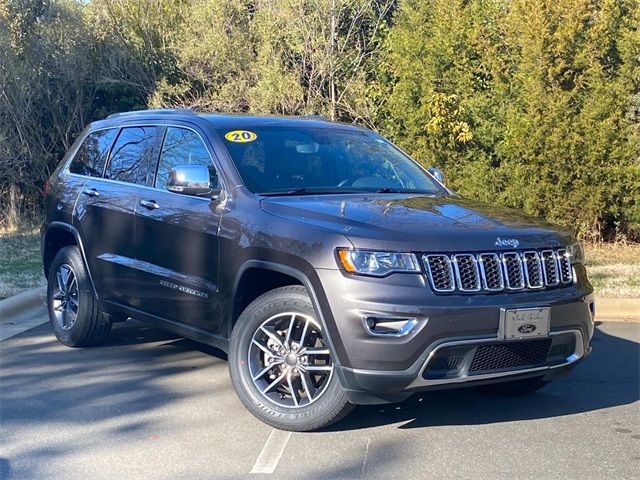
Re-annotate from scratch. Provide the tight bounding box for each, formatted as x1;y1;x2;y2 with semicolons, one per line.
167;165;219;198
427;166;446;185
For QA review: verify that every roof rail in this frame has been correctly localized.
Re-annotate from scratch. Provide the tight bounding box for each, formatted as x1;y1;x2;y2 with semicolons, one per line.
300;114;329;121
106;108;196;119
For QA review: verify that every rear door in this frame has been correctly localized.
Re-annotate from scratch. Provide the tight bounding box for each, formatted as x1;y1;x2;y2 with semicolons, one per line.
74;125;161;307
133;125;225;333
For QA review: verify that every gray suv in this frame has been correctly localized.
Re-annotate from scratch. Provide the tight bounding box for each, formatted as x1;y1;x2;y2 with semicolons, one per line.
42;109;594;431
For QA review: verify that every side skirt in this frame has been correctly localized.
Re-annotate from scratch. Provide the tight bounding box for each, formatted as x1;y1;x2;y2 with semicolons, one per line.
101;300;229;353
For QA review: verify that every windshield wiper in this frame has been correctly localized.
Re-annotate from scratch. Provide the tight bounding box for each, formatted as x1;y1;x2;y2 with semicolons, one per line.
376;187;441;195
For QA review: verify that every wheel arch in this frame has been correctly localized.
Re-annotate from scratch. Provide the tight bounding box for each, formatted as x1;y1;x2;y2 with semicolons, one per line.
42;221;98;298
230;260;344;366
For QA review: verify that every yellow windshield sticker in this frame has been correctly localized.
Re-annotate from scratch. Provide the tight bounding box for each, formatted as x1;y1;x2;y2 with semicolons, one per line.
224;130;257;143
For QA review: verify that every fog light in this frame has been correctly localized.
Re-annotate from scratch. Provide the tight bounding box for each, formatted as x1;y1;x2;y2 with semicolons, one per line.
363;317;418;337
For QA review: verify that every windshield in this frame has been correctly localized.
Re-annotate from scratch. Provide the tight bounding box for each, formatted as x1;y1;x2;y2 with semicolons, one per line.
217;126;444;195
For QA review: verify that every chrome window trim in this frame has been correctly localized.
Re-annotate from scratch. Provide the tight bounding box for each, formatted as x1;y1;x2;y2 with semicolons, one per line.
501;252;525;290
540;249;560;286
522;251;544;289
478;253;505;291
452;253;481;292
423;254;456;292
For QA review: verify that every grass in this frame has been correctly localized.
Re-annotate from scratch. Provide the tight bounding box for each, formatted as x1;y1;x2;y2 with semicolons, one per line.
0;225;638;300
0;226;45;300
584;243;640;298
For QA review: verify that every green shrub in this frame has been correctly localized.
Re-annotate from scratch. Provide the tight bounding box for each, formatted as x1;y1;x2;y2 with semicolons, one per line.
379;0;640;240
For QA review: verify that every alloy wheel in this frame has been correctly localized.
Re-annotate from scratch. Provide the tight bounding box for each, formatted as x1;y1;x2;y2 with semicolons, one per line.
248;312;333;409
51;264;79;331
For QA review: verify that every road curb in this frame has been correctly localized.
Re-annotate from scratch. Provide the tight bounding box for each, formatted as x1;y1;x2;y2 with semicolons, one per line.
0;286;47;319
595;296;640;321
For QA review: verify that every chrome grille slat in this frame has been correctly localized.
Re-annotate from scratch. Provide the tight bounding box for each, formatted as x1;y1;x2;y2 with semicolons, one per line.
452;254;481;292
501;252;525;290
540;250;560;286
422;247;573;294
424;254;455;292
556;248;573;284
522;251;544;289
478;253;504;291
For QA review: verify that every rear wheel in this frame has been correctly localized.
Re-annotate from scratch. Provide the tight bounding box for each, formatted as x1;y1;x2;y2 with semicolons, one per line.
477;376;549;396
47;246;111;347
229;286;353;431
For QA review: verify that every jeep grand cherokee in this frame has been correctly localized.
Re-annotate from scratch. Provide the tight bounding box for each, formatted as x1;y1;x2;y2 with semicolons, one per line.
42;109;594;431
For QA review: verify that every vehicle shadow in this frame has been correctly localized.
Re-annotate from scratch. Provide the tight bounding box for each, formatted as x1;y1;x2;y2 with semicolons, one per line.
330;323;640;431
0;320;229;427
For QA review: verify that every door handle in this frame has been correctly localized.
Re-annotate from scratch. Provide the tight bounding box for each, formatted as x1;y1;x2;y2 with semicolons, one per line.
82;188;99;198
140;200;160;210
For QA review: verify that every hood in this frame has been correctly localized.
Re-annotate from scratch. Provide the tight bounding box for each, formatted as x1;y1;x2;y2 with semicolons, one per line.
259;194;573;252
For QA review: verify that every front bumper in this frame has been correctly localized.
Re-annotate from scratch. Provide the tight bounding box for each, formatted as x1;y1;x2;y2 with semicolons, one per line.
315;267;594;404
336;329;590;404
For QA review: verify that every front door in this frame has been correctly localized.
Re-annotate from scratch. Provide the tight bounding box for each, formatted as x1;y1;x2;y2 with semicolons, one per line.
134;126;225;333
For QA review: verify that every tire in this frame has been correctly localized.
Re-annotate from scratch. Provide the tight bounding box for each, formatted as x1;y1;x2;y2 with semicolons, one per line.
47;246;112;347
477;376;549;396
229;285;353;431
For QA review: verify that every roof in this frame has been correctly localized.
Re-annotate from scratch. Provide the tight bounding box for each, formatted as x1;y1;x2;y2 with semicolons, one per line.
94;109;365;132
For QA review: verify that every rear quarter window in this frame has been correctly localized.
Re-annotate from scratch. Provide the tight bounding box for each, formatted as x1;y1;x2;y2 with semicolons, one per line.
68;128;118;177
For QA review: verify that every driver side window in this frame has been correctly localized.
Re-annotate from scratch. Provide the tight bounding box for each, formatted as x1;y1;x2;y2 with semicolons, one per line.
155;127;219;190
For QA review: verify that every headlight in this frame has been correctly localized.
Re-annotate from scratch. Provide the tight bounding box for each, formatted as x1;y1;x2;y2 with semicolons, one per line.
567;243;585;264
337;249;420;277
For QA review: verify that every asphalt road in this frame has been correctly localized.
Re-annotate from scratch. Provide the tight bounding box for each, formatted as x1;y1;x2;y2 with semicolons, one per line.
1;313;638;480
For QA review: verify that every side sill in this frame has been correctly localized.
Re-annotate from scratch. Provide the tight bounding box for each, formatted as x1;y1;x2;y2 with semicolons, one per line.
102;300;229;353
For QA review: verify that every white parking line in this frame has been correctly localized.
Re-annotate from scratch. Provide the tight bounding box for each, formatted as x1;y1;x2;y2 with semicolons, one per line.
250;429;292;474
361;437;371;475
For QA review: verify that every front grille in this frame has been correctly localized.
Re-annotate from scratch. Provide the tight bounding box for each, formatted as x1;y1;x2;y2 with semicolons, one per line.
469;339;552;373
429;354;464;371
557;248;573;284
540;250;560;285
424;255;455;292
479;253;504;290
452;254;480;292
503;252;525;289
522;251;544;288
423;247;573;294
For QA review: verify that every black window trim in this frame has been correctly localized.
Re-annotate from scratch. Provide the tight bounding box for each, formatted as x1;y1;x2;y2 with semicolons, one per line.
64;126;121;178
66;122;228;201
150;123;228;197
103;124;163;187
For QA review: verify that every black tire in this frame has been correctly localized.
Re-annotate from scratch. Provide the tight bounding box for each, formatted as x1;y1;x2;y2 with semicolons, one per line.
477;376;549;396
47;246;112;347
229;285;353;432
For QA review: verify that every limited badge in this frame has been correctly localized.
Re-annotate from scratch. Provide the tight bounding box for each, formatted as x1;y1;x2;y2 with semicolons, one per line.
224;130;257;143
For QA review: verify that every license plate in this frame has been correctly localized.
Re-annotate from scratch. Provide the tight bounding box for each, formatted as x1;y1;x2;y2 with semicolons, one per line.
500;307;550;340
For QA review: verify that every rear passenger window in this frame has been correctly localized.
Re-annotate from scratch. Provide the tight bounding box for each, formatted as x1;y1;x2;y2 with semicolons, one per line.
105;126;158;185
69;129;118;177
155;127;218;190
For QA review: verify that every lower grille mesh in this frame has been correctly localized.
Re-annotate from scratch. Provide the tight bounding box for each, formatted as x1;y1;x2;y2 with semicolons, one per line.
469;339;552;373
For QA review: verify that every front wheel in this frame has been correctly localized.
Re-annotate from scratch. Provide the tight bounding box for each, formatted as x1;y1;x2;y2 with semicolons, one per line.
229;286;353;431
